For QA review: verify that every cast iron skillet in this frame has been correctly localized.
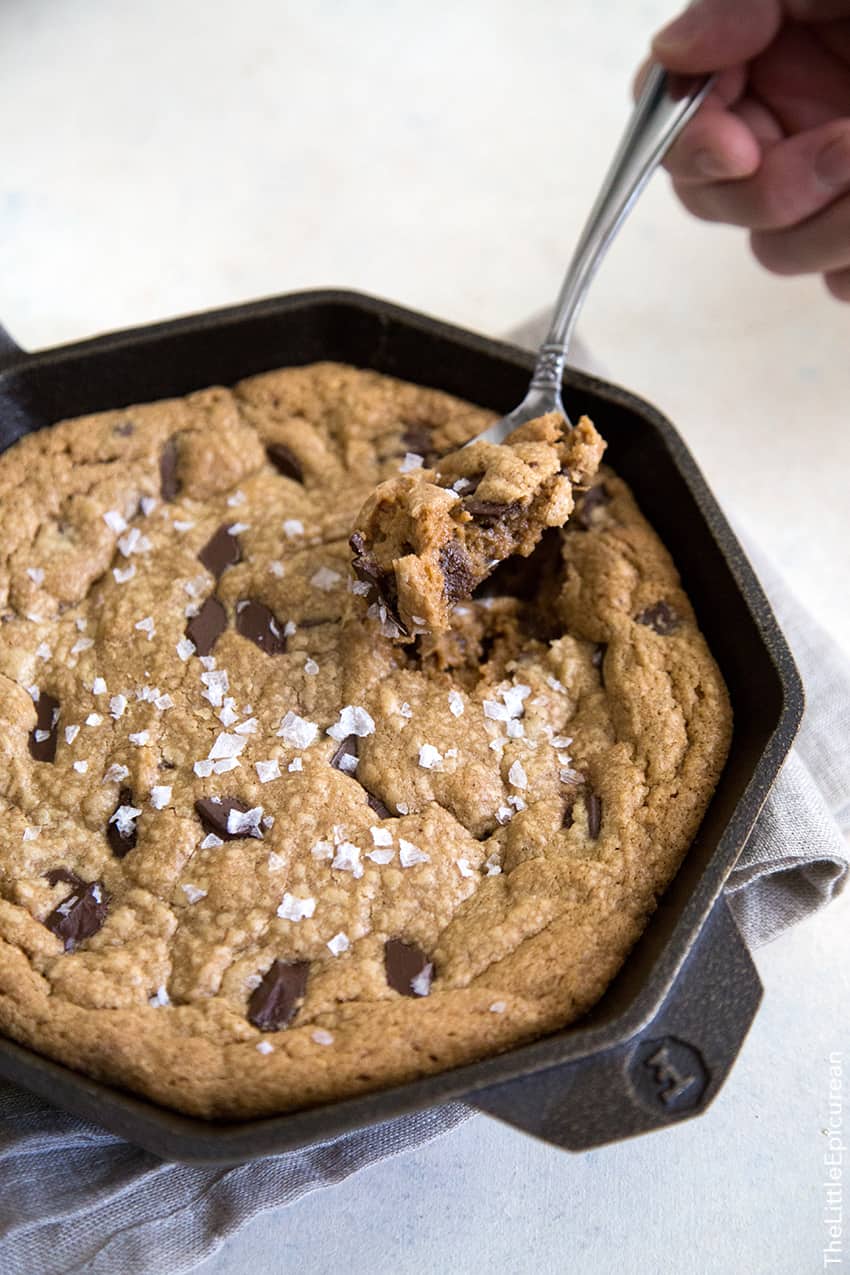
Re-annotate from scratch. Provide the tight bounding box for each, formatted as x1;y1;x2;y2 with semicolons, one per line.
0;290;803;1163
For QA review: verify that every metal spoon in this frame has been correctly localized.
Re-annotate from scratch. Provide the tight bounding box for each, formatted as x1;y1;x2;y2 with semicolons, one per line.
473;64;714;446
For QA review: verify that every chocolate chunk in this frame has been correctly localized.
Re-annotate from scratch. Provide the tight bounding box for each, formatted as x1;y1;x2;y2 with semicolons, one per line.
107;787;138;858
28;691;59;763
248;959;310;1031
159;436;180;502
463;498;518;521
330;735;359;773
198;523;242;578
266;443;304;484
573;483;610;530
185;596;227;656
636;601;681;636
365;790;392;819
349;532;408;630
586;792;602;840
44;867;84;889
194;796;263;841
235;600;286;654
563;799;575;830
439;541;475;604
45;879;109;951
384;939;433;997
400;421;440;467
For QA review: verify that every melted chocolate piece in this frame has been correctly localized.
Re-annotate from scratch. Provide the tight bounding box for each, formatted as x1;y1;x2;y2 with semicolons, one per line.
573;483;610;530
329;735;359;773
160;436;180;502
44;867;84;889
562;799;575;830
266;443;304;484
439;541;475;604
185;595;227;656
194;796;263;841
365;790;392;819
636;601;681;636
248;959;310;1031
384;939;433;997
399;421;440;467
199;524;242;578
235;600;286;654
349;533;409;636
107;787;139;858
28;692;60;763
463;497;519;522
45;880;109;951
586;792;602;840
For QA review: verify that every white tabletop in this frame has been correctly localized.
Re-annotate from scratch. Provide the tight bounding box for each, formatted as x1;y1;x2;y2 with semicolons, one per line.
1;3;848;1272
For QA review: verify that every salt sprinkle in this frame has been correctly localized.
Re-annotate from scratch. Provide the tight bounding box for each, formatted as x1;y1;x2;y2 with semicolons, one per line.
154;693;174;712
212;757;239;774
495;806;514;825
173;520;194;533
282;519;303;538
140;496;157;516
268;851;285;871
349;579;371;596
226;489;246;507
283;621;297;637
457;859;475;879
399;702;413;720
26;685;40;702
255;759;281;783
288;757;303;773
559;766;583;785
396;801;410;815
234;717;258;736
75;619;87;633
269;560;285;578
103;510;128;534
228;521;250;535
118;527;152;558
310;840;334;861
103;763;130;783
150;785;172;809
508;760;528;790
278;711;318;749
304;658;319;676
27;567;45;586
399;839;430;868
200;833;223;849
327;705;375;741
109;802;141;833
149;986;170;1008
226;805;264;838
506;719;524;739
489;1001;507;1014
399;452;424;473
448;690;464;718
72;760;88;774
370;826;393;847
134;616;156;640
181;883;207;904
331;841;363;877
23;827;40;842
418;744;443;770
326;932;350;956
546;675;566;694
277;893;316;922
33;730;50;743
411;969;433;997
366;848;395;865
85;713;102;727
113;564;136;584
209;732;246;760
311;1029;334;1046
193;759;214;777
35;642;51;661
70;637;94;656
176;637;195;662
65;724;80;745
310;567;341;592
129;730;150;747
91;677;107;695
256;1040;274;1055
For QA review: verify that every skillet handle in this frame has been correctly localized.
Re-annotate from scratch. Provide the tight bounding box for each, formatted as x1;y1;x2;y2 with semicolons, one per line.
0;323;26;372
466;894;761;1150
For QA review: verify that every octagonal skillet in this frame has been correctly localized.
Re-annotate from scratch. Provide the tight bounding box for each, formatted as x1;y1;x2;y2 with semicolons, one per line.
0;290;803;1163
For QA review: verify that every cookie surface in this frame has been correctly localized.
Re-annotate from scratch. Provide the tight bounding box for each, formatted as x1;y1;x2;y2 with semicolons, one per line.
0;363;731;1118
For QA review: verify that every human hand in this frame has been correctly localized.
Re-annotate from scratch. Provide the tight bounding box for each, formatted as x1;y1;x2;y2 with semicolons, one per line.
645;0;850;300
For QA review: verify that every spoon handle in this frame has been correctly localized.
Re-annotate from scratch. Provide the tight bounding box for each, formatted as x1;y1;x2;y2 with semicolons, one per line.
530;65;715;397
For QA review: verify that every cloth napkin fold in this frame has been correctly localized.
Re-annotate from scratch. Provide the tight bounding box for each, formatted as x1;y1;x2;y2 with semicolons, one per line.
0;326;847;1275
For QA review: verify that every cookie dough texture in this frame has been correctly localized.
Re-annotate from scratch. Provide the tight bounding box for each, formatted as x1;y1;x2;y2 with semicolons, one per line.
350;411;606;637
0;362;732;1119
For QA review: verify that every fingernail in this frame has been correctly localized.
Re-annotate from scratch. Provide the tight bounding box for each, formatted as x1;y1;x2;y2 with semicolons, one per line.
654;1;707;50
693;148;728;179
815;132;850;189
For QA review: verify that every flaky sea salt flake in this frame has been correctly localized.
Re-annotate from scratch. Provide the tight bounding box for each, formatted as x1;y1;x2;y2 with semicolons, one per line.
277;892;316;922
399;839;429;868
103;510;128;534
370;826;393;847
418;744;443;770
448;690;464;717
508;760;528;790
399;452;424;473
278;711;318;749
150;785;172;809
310;567;341;592
326;932;350;956
255;760;281;783
208;732;246;761
226;804;264;837
193;759;214;777
200;833;223;849
282;519;303;538
176;637;196;661
113;563;136;584
327;705;375;741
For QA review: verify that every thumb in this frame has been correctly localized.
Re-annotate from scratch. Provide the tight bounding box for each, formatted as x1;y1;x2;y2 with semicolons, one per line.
652;0;782;72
